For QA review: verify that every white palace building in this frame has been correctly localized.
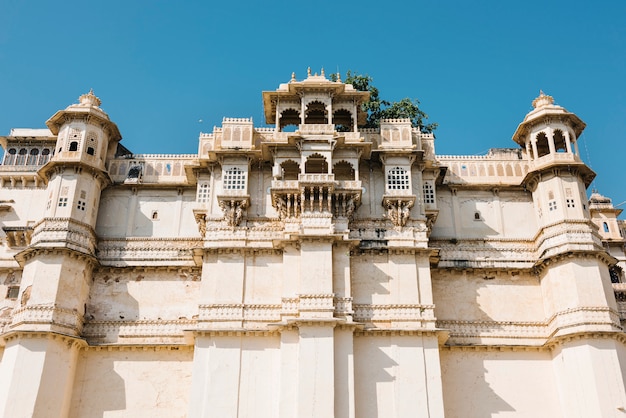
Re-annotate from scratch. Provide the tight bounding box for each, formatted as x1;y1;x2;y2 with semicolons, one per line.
0;70;625;417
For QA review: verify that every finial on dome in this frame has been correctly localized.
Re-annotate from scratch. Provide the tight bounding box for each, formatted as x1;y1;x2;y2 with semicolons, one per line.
532;90;554;109
321;68;325;77
307;67;311;77
337;72;341;82
291;72;296;82
78;89;101;107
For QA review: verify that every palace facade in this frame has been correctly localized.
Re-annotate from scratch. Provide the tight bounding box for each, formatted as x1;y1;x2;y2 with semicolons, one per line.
0;70;625;417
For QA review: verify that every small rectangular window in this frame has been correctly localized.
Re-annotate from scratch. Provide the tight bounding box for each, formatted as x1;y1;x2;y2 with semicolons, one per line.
77;200;86;211
566;199;575;208
58;197;68;207
548;200;557;211
6;286;19;299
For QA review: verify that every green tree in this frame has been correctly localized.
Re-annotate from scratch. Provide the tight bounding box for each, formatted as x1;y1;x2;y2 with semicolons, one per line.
330;71;437;133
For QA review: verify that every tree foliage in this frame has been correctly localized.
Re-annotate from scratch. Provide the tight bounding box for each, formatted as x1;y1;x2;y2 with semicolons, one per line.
330;71;437;133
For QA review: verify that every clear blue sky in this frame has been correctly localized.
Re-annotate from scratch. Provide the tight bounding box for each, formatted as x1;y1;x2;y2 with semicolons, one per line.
1;1;625;209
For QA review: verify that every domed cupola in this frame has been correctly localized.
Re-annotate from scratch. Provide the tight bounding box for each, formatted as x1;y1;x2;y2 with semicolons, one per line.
44;89;121;173
513;91;595;188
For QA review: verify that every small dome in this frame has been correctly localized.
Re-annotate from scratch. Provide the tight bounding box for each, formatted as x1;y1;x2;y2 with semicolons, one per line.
589;191;612;204
531;91;554;109
78;89;101;107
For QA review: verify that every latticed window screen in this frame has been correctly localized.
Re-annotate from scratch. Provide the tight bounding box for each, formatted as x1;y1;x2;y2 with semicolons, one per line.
387;167;409;190
423;182;435;203
197;182;211;202
223;168;246;190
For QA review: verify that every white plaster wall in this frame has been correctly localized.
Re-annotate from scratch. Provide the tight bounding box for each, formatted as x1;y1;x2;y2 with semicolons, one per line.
96;189;199;238
188;335;281;418
440;349;562;418
69;347;193;418
243;252;282;304
89;270;201;321
432;271;545;322
354;335;444;418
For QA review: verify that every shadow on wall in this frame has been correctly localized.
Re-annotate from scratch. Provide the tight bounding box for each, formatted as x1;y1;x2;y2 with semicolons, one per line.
69;351;126;417
354;340;398;418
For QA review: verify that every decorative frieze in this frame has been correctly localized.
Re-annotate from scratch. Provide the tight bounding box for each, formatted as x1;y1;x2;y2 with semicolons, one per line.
29;217;97;255
10;304;83;335
353;304;436;328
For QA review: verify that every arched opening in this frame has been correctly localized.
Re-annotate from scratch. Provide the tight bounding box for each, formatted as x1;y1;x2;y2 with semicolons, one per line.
69;141;78;152
279;109;300;132
333;109;353;132
603;222;610;233
304;101;328;124
4;148;17;165
16;148;27;165
553;129;566;152
305;154;328;174
40;149;51;164
536;132;550;157
333;161;355;180
87;147;95;155
280;160;300;180
27;149;39;165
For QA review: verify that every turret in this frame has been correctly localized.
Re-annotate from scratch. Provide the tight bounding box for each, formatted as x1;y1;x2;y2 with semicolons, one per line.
34;91;121;241
513;92;595;229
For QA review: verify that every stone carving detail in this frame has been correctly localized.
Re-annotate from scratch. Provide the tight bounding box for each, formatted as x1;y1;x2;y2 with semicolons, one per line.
10;304;83;335
353;304;435;327
30;217;96;255
219;199;248;227
198;304;282;322
383;197;415;227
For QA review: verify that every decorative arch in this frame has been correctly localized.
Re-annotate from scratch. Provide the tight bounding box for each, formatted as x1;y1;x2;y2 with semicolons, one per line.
536;132;550;157
279;108;300;132
280;160;300;180
333;160;355;180
304;101;328;124
333;109;353;132
553;129;566;152
305;153;328;174
27;149;39;165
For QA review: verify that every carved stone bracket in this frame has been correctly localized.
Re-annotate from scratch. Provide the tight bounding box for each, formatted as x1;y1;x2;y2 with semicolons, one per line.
217;195;250;227
382;195;416;228
193;210;207;238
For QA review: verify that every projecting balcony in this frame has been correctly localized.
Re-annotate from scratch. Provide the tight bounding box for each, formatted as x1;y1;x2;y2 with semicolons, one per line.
529;152;580;171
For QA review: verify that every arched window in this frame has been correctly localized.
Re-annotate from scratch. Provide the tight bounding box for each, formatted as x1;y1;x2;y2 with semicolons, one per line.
536;132;550;157
305;154;328;174
69;142;78;152
603;222;610;233
4;148;17;165
423;182;435;204
333;109;353;132
223;167;246;190
387;167;409;190
280;160;300;180
279;109;300;132
40;149;51;165
304;101;328;124
16;148;27;165
27;149;39;165
553;129;566;152
333;161;355;180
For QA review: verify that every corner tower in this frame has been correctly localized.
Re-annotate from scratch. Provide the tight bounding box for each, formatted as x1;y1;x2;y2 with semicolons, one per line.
0;91;121;417
512;92;626;417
